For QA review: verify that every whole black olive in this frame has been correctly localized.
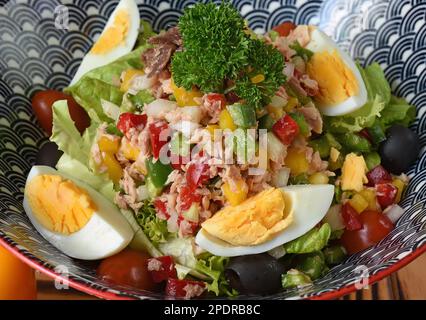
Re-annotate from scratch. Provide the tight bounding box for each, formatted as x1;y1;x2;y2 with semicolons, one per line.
379;125;419;174
225;253;285;295
35;142;63;168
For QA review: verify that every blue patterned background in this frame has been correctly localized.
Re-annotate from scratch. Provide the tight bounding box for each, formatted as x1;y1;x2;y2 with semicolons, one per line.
0;0;425;299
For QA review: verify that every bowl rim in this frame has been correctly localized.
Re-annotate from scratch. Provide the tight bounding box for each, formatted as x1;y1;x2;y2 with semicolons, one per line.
1;236;424;300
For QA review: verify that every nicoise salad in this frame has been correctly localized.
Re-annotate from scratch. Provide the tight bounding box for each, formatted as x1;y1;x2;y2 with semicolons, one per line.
27;0;419;298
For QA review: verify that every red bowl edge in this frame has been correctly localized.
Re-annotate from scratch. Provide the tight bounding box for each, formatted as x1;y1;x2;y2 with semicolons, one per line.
0;236;425;300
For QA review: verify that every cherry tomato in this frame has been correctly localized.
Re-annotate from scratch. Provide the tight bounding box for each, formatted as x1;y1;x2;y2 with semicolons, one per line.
205;93;227;109
154;199;169;219
117;113;148;137
97;249;158;291
341;202;362;231
273;21;296;37
31;90;90;135
366;165;392;186
340;210;394;254
272;114;300;145
165;278;206;299
149;121;170;159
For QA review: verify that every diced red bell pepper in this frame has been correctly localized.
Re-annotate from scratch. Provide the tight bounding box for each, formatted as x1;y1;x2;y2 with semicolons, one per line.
375;183;398;209
186;162;210;190
342;202;363;231
117;113;147;136
179;185;202;211
272;21;297;37
165;278;206;299
272;114;300;145
146;256;177;283
170;154;191;170
149;121;170;159
366;165;392;186
154;199;169;219
205;93;227;109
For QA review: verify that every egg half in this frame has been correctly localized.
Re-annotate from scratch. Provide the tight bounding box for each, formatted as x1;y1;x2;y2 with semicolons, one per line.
304;27;368;116
23;166;134;260
69;0;140;86
195;184;334;257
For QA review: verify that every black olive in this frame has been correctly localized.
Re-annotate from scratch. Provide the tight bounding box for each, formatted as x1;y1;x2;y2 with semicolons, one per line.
379;125;419;174
35;142;63;168
225;253;285;295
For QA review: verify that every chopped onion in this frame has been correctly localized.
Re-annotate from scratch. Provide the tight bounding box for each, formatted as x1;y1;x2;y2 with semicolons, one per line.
170;120;200;137
270;95;288;108
145;99;177;119
283;62;295;78
101;99;121;121
136;185;149;202
383;204;404;224
128;75;156;93
165;106;202;124
322;204;345;231
271;167;291;187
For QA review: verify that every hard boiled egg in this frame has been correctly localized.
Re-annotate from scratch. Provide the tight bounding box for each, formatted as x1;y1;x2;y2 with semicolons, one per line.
23;166;134;260
304;27;368;116
70;0;140;85
195;185;334;257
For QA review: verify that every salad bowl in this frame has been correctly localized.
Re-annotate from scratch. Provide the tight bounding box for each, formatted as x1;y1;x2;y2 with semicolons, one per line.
0;0;425;300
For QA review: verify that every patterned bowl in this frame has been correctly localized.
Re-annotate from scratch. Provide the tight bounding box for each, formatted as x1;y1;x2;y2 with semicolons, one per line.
0;0;425;300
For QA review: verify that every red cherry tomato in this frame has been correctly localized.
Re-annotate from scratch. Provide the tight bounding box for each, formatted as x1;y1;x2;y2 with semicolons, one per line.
340;210;394;254
146;256;177;283
272;21;297;37
31;90;90;135
165;278;206;299
170;154;191;170
154;199;169;219
375;183;398;209
97;249;158;291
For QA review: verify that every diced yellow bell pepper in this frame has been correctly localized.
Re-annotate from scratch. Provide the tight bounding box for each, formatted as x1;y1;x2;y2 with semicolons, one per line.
120;69;145;92
309;172;329;185
222;179;248;206
392;178;406;204
102;153;123;183
358;188;378;211
330;147;340;163
285;147;309;176
119;138;140;161
349;193;369;214
251;74;265;84
98;136;120;154
171;78;203;107
266;104;284;120
284;97;298;112
219;109;237;131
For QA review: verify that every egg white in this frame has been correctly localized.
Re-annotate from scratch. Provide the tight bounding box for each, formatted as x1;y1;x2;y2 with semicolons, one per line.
69;0;140;86
306;28;368;116
195;184;334;257
23;166;134;260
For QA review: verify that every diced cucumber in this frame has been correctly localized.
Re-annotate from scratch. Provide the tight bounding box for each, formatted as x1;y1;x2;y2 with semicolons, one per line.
182;203;200;223
227;103;256;128
145;158;173;189
258;114;276;131
146;176;162;198
289;112;310;136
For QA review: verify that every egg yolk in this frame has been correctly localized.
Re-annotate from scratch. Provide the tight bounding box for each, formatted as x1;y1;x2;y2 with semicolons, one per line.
26;175;97;235
201;188;293;246
307;50;359;107
91;10;130;55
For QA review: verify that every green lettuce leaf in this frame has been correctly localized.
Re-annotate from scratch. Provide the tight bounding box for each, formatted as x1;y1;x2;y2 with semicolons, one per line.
281;269;312;289
380;95;416;128
195;254;237;296
135;201;169;246
284;223;331;254
358;62;391;104
136;20;156;47
325;95;385;133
